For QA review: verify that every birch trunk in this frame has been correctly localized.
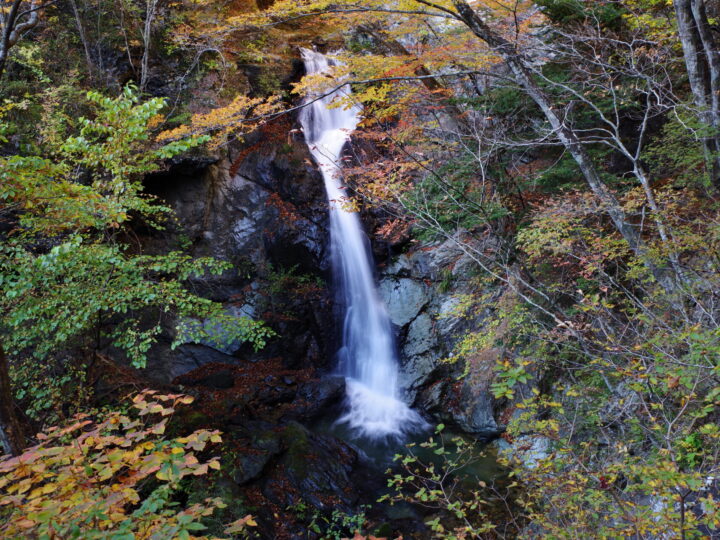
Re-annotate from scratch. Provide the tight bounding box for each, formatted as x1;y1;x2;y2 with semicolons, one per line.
140;0;158;91
69;0;95;79
674;0;720;187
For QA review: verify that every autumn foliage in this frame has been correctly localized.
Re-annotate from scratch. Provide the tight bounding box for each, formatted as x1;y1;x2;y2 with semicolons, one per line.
0;391;254;539
5;0;720;537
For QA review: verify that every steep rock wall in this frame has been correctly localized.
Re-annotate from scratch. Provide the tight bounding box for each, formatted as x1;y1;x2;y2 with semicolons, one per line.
141;131;336;382
379;233;504;439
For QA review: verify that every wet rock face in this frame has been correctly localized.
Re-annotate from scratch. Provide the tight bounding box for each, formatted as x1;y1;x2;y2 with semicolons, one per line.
146;135;328;278
142;132;336;382
262;422;358;511
378;277;430;327
405;313;434;356
378;232;503;439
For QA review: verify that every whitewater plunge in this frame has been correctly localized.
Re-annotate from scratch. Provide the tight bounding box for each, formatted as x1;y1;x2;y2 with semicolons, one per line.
299;48;424;439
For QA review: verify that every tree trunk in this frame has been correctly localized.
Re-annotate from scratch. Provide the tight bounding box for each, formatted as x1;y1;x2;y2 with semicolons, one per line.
0;0;40;80
69;0;95;79
139;0;158;91
450;3;637;248
674;0;720;187
0;345;24;455
690;0;720;126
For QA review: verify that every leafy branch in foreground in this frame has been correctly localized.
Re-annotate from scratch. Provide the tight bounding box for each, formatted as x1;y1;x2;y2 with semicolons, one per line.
381;425;504;539
0;390;256;539
0;85;275;366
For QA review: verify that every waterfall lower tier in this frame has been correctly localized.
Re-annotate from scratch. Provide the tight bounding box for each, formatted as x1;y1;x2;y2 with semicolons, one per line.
298;48;424;439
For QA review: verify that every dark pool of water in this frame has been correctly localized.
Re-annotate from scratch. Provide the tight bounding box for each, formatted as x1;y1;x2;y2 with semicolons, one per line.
307;398;511;537
311;400;505;483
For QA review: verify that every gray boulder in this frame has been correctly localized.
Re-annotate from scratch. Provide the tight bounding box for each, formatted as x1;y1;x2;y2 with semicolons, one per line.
378;277;430;327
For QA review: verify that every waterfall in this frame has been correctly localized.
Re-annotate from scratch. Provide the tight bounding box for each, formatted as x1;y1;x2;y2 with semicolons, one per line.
298;48;424;439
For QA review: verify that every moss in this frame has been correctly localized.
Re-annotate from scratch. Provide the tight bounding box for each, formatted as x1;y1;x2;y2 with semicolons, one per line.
280;422;313;478
255;69;282;95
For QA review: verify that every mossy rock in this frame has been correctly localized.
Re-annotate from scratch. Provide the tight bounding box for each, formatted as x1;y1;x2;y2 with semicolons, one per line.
260;422;358;512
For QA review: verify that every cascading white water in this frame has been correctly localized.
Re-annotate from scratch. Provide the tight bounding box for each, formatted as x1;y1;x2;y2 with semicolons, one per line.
299;48;424;438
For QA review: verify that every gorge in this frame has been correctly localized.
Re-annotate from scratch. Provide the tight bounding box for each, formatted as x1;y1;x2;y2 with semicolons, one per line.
2;1;720;538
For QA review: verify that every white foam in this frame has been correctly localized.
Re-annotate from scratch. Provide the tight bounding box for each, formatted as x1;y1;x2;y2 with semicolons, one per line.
336;379;427;439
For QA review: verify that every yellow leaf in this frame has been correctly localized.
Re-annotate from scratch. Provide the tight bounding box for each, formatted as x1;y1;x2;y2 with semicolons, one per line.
193;464;209;476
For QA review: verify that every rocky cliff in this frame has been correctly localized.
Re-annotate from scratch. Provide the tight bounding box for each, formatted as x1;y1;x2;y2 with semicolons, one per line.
125;91;505;536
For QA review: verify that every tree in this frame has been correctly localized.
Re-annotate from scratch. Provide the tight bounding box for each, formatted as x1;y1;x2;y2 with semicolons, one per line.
0;0;43;78
140;0;159;91
0;86;274;452
449;0;657;267
673;0;720;187
68;0;95;78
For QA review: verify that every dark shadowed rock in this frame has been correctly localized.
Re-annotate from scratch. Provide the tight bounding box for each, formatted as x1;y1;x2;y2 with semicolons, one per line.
261;422;358;511
297;376;345;409
147;343;240;383
176;368;235;389
416;380;449;413
226;426;284;485
232;450;273;485
398;353;440;402
452;388;501;439
444;350;503;439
